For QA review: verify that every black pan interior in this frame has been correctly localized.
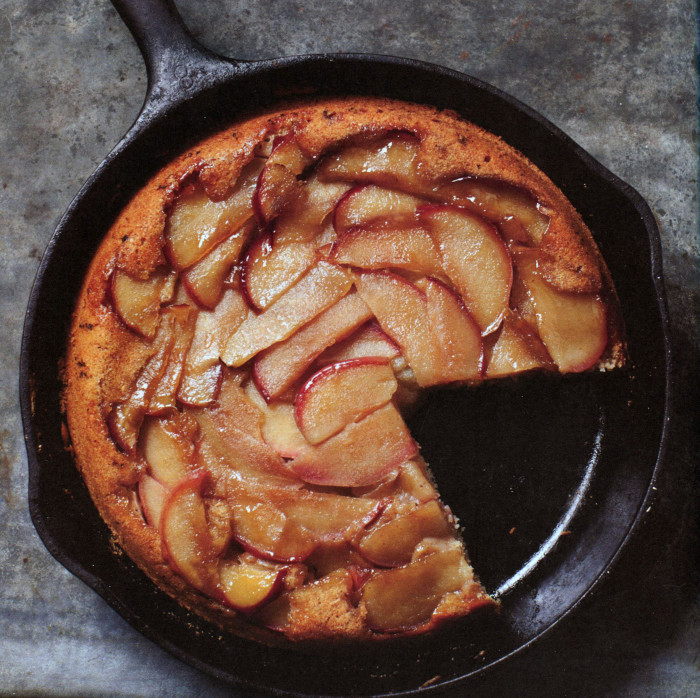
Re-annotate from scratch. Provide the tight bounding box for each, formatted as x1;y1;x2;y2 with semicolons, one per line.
22;55;669;697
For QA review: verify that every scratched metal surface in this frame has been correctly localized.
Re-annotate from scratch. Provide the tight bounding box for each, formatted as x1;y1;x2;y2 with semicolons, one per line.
0;1;697;696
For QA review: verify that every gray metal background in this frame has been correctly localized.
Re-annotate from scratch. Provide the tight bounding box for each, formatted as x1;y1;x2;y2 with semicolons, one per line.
1;1;697;695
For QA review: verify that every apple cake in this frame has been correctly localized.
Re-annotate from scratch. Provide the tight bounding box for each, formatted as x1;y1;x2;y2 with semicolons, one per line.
64;97;626;645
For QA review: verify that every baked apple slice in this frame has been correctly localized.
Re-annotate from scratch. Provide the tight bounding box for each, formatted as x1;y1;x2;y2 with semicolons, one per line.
357;500;453;567
353;270;443;386
244;176;350;309
161;471;219;593
329;222;444;277
319;132;426;193
242;230;316;311
229;492;317;563
141;412;197;488
267;489;385;543
252;291;373;401
420;204;513;335
178;288;250;407
194;378;302;487
261;402;308;459
214;370;266;436
513;248;607;372
138;474;168;530
245;381;309;459
253;135;313;225
362;543;472;632
305;544;371;580
110;268;176;339
276;174;351;243
422;277;483;381
221;262;353;367
436;177;550;244
181;219;255;309
332;184;424;234
147;305;197;415
316;321;400;365
219;557;288;612
107;307;184;454
294;358;398;445
485;310;554;377
165;158;263;270
195;415;297;488
353;459;437;504
289;403;418;487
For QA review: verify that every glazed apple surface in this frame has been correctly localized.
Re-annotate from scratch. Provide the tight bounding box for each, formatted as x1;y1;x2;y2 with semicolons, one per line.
67;101;624;643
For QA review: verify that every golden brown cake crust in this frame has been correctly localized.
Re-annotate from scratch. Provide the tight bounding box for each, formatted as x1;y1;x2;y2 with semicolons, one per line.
65;96;625;646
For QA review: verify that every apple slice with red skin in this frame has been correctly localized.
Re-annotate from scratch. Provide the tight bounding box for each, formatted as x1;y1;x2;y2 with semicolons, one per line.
362;544;471;632
108;307;186;454
193;377;302;485
229;492;317;563
436;177;550;245
319;132;427;193
219;557;288;612
329;221;444;277
241;230;317;312
178;288;250;407
276;174;351;244
195;435;303;498
161;471;219;593
289;402;418;488
357;500;453;568
316;321;400;366
420;204;513;335
485;310;554;377
198;373;307;494
253;135;313;226
110;268;176;339
354;270;445;387
353;459;437;504
165;158;263;270
221;261;353;367
243;177;350;310
245;380;310;459
138;474;168;530
147;305;197;415
422;277;484;381
305;543;371;580
294;358;398;445
180;219;255;309
512;247;607;372
141;412;197;488
252;291;373;401
261;402;308;459
332;184;425;234
265;488;386;543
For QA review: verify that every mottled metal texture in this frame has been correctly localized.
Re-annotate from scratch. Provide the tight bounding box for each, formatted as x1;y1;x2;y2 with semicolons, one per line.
1;0;697;696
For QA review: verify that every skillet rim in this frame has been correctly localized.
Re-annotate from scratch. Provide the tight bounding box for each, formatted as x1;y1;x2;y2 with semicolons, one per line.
20;50;672;697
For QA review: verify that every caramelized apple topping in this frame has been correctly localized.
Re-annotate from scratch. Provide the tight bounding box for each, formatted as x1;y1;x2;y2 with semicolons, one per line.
108;126;611;628
110;268;176;339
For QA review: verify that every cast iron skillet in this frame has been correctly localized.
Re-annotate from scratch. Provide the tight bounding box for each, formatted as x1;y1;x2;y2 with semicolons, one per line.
20;0;671;695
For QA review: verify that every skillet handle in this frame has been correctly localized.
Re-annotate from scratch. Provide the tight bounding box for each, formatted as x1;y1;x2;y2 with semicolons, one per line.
111;0;243;116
